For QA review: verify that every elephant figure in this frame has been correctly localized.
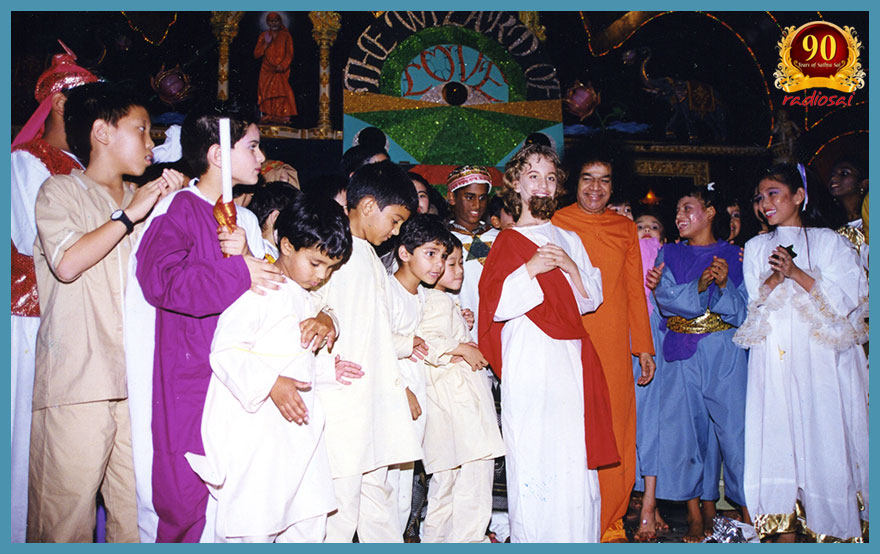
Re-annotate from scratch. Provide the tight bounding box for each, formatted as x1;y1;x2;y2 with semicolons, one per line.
623;47;728;143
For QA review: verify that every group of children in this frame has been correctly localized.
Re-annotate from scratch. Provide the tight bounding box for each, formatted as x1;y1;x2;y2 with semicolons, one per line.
23;79;511;543
20;75;868;544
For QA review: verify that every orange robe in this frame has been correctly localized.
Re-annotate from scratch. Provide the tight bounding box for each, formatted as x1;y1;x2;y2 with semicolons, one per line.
553;205;654;542
253;27;297;119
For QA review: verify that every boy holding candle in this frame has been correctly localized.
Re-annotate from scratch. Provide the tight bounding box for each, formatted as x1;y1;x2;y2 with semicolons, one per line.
28;81;184;542
125;109;332;542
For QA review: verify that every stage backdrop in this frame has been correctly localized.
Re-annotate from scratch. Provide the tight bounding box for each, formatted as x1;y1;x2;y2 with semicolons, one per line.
342;11;563;176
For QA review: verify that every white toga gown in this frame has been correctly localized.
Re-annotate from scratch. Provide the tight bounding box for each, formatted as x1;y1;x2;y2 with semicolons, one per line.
493;222;604;543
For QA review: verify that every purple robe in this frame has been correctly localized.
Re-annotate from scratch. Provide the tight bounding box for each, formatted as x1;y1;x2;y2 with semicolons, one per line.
136;191;250;542
656;240;744;362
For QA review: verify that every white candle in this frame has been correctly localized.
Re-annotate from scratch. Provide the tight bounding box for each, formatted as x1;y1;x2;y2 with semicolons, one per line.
219;118;232;203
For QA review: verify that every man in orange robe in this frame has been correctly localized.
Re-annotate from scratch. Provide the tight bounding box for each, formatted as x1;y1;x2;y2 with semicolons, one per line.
254;12;297;123
552;155;655;542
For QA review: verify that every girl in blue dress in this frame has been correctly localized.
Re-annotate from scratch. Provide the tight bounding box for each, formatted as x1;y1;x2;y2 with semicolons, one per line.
652;185;751;541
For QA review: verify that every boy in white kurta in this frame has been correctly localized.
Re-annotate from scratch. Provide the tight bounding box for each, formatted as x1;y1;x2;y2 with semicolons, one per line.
386;214;456;532
314;160;423;542
420;239;505;542
187;195;362;542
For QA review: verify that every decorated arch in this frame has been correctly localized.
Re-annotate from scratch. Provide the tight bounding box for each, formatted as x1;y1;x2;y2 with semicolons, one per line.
343;11;563;174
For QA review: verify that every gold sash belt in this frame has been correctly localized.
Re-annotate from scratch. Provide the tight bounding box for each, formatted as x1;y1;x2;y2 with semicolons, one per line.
666;309;734;334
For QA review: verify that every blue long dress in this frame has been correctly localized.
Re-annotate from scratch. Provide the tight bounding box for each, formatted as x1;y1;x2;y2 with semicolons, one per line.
652;240;748;504
632;296;666;492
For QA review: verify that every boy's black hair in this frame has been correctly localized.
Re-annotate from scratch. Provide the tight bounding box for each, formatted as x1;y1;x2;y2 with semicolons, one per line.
275;193;353;264
64;81;149;166
524;132;553;148
233;182;260;199
181;108;255;178
487;195;506;219
347;160;418;214
395;213;456;263
677;184;731;242
355;126;388;150
341;143;389;176
248;181;301;228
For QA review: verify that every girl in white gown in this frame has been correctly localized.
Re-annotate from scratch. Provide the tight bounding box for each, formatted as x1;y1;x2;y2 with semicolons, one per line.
733;163;868;542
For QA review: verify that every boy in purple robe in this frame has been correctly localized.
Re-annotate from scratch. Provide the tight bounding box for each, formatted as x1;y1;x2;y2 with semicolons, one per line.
128;109;283;542
127;109;336;542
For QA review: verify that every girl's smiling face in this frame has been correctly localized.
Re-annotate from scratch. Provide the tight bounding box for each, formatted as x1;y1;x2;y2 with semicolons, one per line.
754;178;804;228
675;195;714;240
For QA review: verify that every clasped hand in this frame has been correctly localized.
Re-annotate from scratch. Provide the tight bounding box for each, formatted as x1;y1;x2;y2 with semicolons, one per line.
526;243;577;278
698;256;728;292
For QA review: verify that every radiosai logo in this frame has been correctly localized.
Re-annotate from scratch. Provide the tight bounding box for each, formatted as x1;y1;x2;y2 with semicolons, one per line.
774;21;865;107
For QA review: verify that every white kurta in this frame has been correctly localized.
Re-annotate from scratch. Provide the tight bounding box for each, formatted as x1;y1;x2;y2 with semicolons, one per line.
385;275;428;532
183;278;336;541
733;227;869;541
493;222;604;543
419;288;505;543
419;288;504;474
314;237;422;477
387;275;428;439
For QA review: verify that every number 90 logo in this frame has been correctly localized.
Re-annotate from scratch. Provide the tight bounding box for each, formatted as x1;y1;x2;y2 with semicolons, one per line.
789;23;848;78
773;20;864;93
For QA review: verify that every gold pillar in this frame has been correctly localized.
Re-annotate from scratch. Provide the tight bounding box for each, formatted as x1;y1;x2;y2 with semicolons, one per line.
309;11;341;138
210;11;244;101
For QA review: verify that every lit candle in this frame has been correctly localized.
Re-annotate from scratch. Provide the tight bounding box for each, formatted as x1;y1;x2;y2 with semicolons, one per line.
219;118;232;203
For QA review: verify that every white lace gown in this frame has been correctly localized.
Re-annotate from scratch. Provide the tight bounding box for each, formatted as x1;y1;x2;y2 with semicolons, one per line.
734;227;869;541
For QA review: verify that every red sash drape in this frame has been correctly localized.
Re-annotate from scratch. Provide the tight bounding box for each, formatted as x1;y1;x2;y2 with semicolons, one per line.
478;228;620;469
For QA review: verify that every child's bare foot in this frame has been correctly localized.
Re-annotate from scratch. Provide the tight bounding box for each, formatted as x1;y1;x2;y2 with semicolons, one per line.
684;498;704;543
636;502;657;541
655;508;669;532
684;517;705;543
701;500;717;536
